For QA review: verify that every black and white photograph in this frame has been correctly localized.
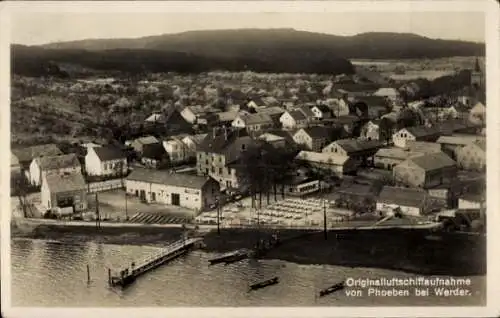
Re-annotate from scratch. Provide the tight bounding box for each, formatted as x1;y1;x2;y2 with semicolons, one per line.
1;1;499;317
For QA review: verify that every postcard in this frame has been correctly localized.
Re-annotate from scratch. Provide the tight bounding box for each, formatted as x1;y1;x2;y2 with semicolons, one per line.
1;1;499;317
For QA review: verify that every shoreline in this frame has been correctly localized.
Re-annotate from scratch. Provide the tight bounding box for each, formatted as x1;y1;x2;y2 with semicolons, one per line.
11;221;486;277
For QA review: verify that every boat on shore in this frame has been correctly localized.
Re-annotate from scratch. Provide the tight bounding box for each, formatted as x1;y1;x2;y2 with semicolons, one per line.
249;277;279;291
319;281;345;297
209;249;250;265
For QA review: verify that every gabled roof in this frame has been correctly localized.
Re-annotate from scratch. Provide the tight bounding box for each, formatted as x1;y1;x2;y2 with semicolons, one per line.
331;139;384;155
377;186;427;208
44;172;86;193
256;106;285;116
197;128;250;154
296;105;315;118
436;135;484;146
238;113;274;125
402;152;456;172
217;111;239;122
375;147;423;160
182;133;208;145
313;104;331;114
286;110;307;121
134;135;160;145
331;115;360;125
297;126;335;140
404;126;442;139
93;145;126;161
258;133;286;142
12;144;63;163
142;143;167;160
472;139;486;152
374;87;400;97
405;141;442;154
183;105;206;114
295;151;349;165
145;113;165;123
36;154;80;171
127;168;214;189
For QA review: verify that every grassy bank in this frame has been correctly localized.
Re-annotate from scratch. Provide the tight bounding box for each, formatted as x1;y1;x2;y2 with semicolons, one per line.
11;223;486;276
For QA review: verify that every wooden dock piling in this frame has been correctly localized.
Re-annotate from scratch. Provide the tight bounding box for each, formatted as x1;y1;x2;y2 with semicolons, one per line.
87;264;91;283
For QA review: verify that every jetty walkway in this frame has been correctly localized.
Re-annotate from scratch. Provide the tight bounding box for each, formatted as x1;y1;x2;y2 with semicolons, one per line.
108;237;204;287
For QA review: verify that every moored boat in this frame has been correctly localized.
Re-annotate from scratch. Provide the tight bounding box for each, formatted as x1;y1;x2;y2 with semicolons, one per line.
249;277;279;291
319;281;345;297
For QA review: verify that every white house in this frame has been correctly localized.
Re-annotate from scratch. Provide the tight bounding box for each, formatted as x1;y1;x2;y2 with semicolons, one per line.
279;110;308;130
29;154;81;186
327;98;350;117
293;127;334;152
258;133;287;148
311;104;333;120
126;168;220;213
458;193;485;210
181;134;208;160
85;145;127;177
41;171;87;213
163;138;189;164
180;105;206;124
231;113;274;133
469;102;486;126
392;126;441;148
294;151;358;176
376;186;429;217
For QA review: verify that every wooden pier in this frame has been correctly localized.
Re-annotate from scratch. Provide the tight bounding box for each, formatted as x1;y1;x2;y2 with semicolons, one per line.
108;237;204;288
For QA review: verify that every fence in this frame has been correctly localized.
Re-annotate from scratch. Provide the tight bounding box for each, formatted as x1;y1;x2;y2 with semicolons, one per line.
87;178;125;193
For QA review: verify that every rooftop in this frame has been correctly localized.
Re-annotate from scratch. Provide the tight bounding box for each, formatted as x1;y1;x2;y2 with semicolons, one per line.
142;143;167;160
12;144;63;163
36;154;80;171
377;186;427;208
295;151;349;165
404;152;456;171
331;138;384;155
127;168;213;189
93;145;126;161
45;172;86;193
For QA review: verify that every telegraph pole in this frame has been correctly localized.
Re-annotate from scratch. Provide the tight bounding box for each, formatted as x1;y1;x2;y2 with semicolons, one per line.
95;192;101;229
323;199;328;240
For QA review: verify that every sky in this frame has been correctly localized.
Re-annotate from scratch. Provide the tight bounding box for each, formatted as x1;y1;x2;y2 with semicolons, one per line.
11;11;485;46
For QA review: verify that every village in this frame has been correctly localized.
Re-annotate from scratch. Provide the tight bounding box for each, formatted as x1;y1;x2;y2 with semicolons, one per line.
10;59;487;234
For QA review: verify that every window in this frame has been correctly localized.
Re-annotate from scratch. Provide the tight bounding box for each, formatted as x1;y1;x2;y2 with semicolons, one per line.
219;168;223;175
211;167;215;173
205;159;209;165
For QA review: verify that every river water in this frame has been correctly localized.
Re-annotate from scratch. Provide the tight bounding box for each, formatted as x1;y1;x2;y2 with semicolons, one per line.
11;238;485;307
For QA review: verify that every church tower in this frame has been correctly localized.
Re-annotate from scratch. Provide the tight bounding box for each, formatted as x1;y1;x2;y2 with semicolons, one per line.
471;57;484;89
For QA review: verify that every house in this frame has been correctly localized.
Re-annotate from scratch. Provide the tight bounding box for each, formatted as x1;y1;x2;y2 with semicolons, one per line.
258;133;287;148
163;137;189;165
144;112;165;123
311;104;333;120
436;135;485;159
126;168;220;213
360;120;383;141
393;152;457;189
41;171;88;213
293;126;339;152
458;193;485;210
336;183;381;212
127;136;160;154
216;111;241;127
455;140;486;172
376;186;429;216
29;154;81;186
322;139;384;165
180;134;208;161
256;106;286;120
405;141;442;154
468;101;486;126
392;126;441;148
196;128;254;191
373;87;400;101
279;110;309;130
180;105;207;124
12;144;63;178
327;97;351;117
141;143;169;169
231;113;275;133
374;147;440;171
295;151;358;177
85;145;128;177
329;115;361;135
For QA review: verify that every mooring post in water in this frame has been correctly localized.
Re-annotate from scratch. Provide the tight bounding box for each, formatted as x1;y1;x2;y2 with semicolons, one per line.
87;264;91;283
108;268;111;285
